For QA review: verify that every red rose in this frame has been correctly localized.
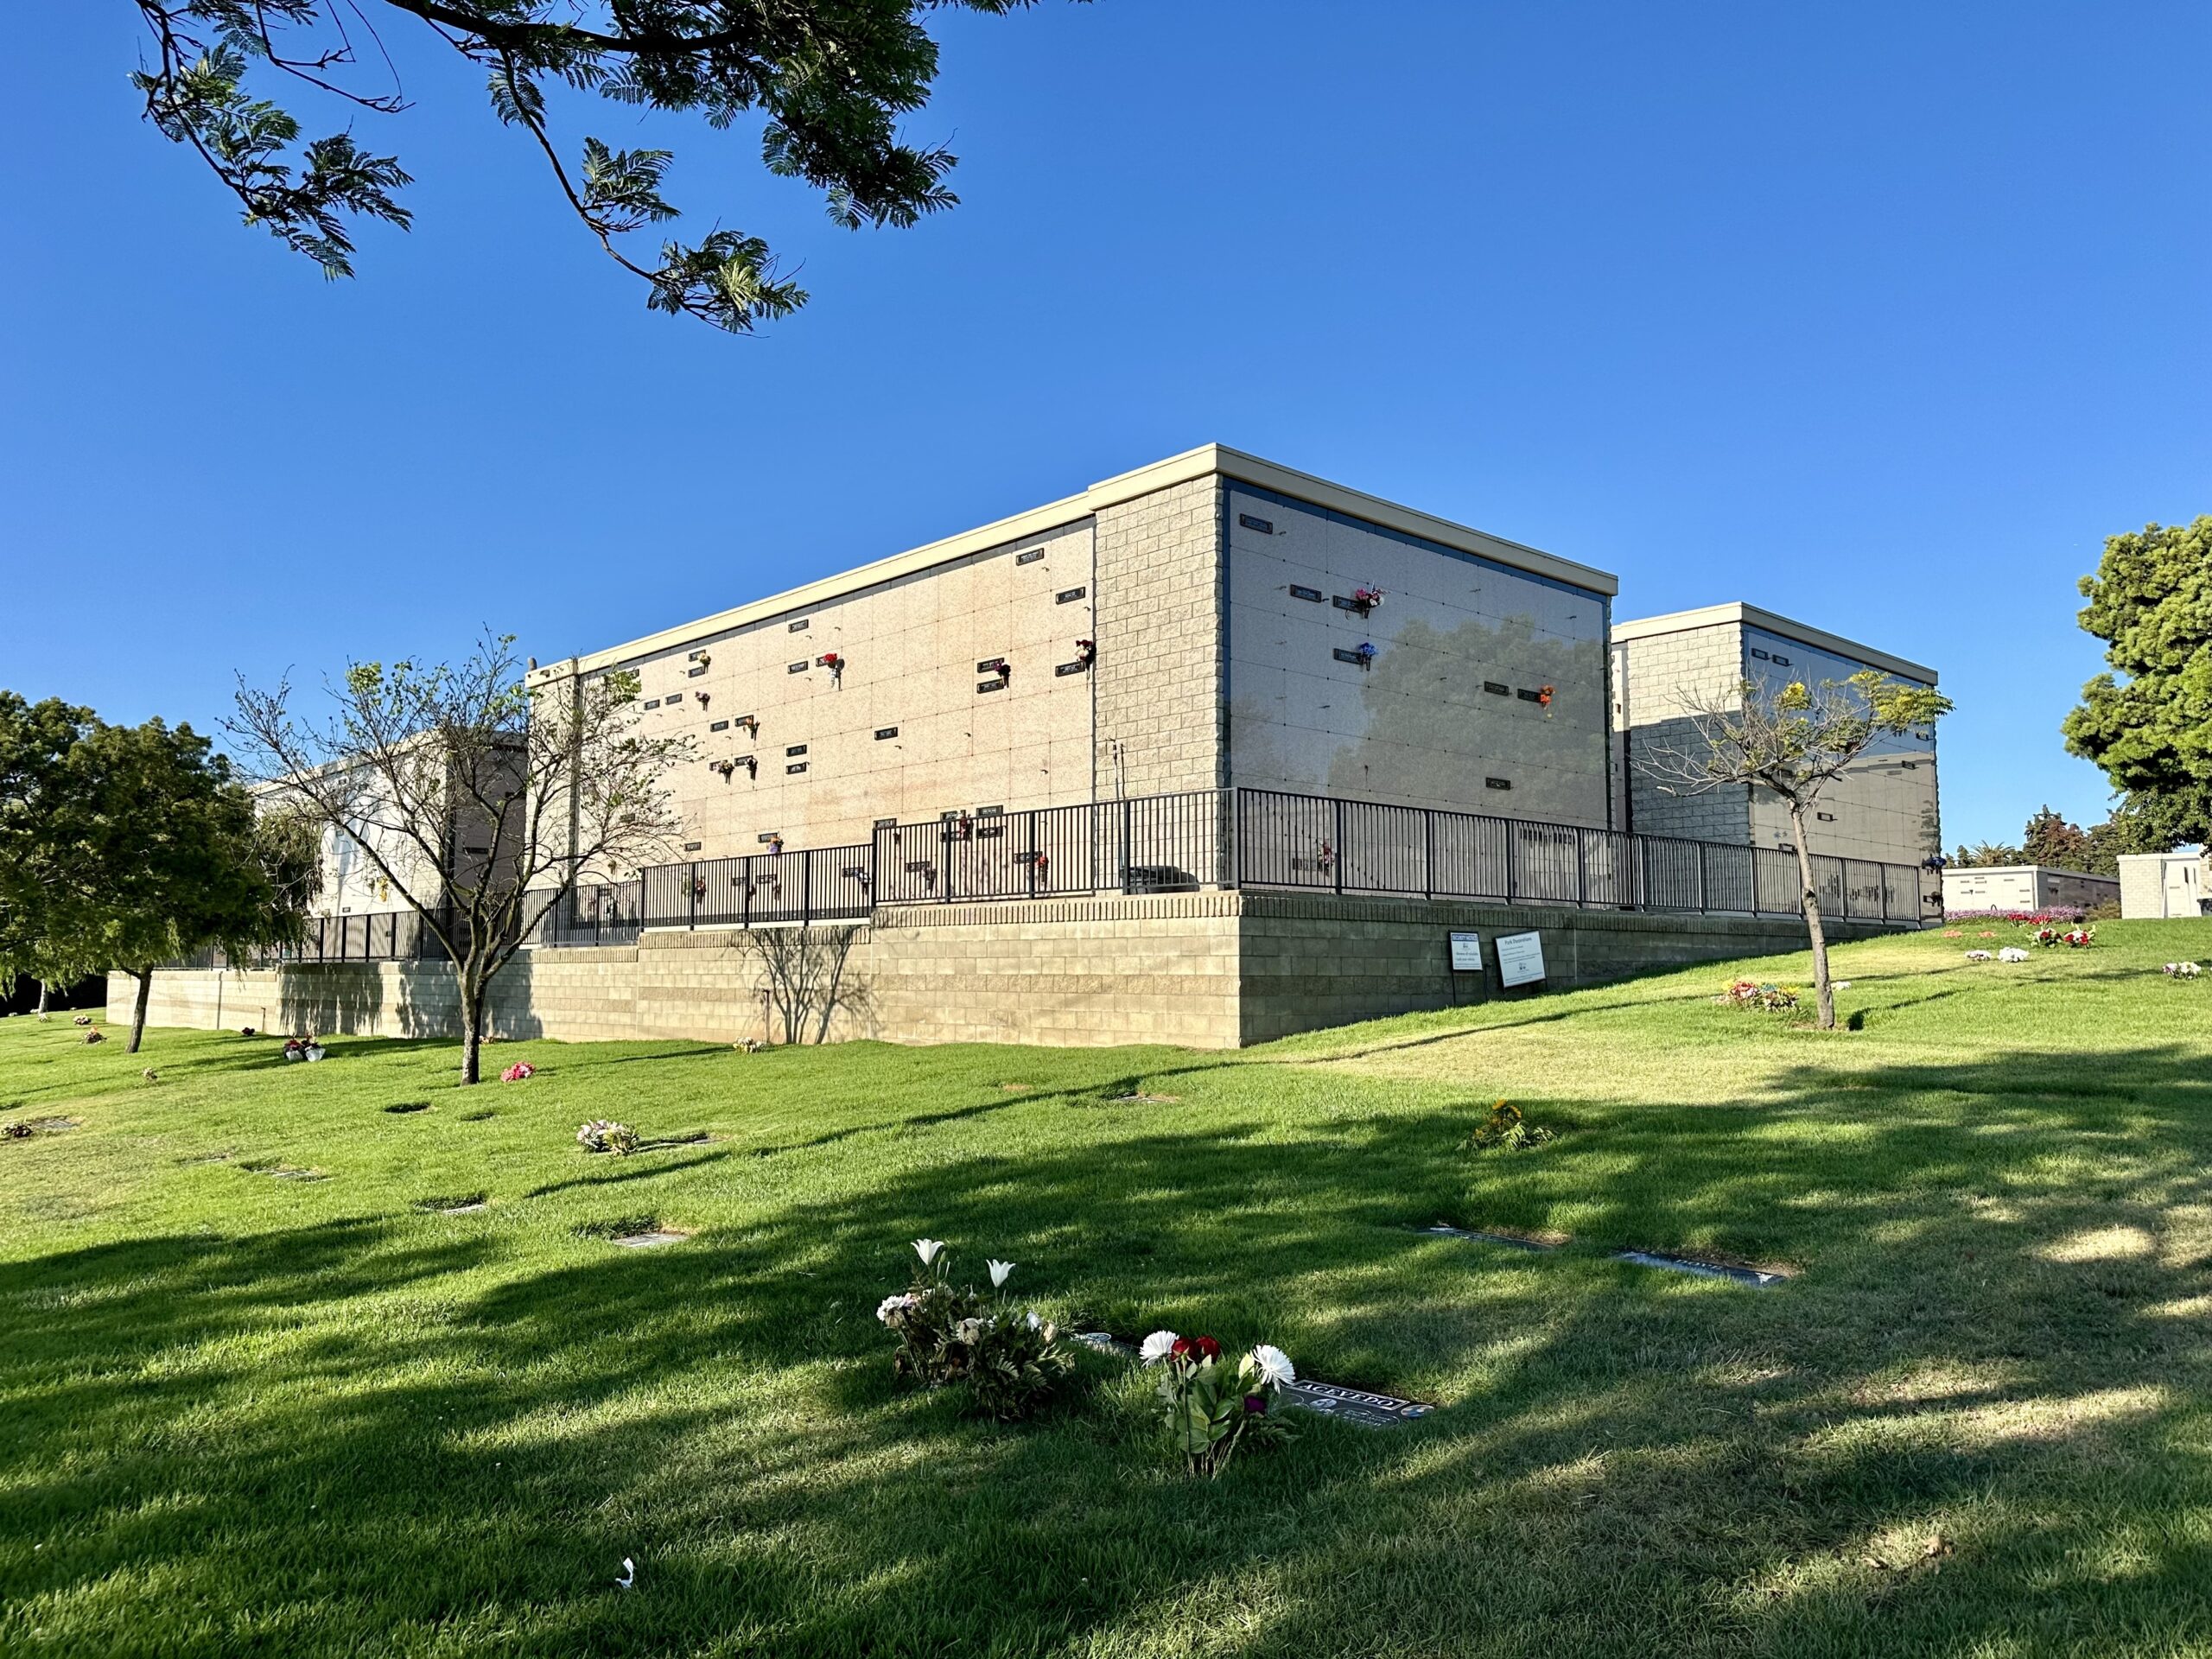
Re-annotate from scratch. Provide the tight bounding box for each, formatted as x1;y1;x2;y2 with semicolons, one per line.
1194;1336;1221;1362
1171;1337;1193;1359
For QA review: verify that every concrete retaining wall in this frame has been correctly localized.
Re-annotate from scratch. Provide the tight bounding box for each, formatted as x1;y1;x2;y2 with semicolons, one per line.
122;895;1906;1051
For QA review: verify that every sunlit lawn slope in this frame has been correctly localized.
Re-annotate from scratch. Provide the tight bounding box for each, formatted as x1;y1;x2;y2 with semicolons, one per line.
5;918;2212;1656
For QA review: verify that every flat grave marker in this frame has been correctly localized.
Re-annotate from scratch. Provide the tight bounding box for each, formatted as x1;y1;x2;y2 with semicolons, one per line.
1277;1379;1433;1427
610;1229;690;1249
1070;1333;1435;1428
1420;1222;1789;1287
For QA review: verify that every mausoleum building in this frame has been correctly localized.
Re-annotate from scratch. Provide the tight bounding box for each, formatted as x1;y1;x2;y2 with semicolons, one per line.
1610;602;1941;872
137;449;1947;1051
526;445;1621;868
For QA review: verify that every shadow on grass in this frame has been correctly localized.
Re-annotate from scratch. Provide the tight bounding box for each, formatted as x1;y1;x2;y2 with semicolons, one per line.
5;1046;2212;1655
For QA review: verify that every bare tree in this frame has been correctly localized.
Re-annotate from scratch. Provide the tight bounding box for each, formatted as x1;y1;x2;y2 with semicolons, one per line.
1637;671;1952;1030
231;632;690;1082
732;925;871;1046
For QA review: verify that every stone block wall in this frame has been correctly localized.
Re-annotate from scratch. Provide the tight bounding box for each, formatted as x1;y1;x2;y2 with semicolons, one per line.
1092;478;1228;798
123;891;1912;1053
1616;620;1752;845
1235;892;1889;1043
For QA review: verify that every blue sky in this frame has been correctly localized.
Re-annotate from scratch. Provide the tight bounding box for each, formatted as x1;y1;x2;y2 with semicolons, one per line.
4;1;2206;846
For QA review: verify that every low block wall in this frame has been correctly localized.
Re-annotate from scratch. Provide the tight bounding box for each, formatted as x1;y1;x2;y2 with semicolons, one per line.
120;896;1907;1050
1235;894;1892;1043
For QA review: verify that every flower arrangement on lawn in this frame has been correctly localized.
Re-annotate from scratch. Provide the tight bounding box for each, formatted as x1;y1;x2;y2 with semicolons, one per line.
1463;1098;1556;1151
2164;962;2202;978
2063;927;2094;948
501;1061;536;1081
1141;1330;1295;1478
1716;979;1799;1012
577;1119;639;1155
878;1239;1071;1421
1998;946;2031;963
1943;906;2088;925
1964;950;1993;963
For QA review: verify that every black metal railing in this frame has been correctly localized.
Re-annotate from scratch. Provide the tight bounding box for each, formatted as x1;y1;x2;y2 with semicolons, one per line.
851;787;1929;926
167;786;1932;971
162;909;467;970
867;793;1234;906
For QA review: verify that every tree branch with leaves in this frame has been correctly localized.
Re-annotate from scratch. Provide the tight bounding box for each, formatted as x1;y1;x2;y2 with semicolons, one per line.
125;0;1064;329
230;632;690;1081
1637;671;1952;1030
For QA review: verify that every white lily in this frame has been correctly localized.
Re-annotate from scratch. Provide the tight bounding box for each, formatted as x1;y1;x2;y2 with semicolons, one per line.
1139;1329;1179;1365
987;1258;1014;1288
912;1237;945;1267
1251;1343;1296;1389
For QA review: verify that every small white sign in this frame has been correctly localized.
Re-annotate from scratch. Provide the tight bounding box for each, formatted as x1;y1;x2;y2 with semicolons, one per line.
1448;931;1484;972
1496;931;1547;988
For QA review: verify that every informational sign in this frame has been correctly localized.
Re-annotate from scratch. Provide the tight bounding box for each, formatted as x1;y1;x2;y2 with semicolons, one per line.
1496;931;1547;988
1448;931;1484;972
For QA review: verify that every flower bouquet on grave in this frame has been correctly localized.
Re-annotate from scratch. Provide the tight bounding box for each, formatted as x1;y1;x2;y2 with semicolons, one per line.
878;1240;1071;1420
1716;979;1799;1012
1998;946;2031;963
1141;1331;1295;1478
2163;961;2202;979
2028;926;2062;947
577;1119;639;1154
2063;926;2095;948
1463;1098;1557;1151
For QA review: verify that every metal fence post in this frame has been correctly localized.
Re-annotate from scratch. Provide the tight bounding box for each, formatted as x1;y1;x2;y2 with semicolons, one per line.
802;850;814;923
1422;805;1434;901
1332;797;1345;896
1575;829;1589;908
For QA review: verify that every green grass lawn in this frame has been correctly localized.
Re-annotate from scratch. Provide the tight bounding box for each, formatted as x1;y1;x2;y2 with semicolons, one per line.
6;920;2212;1657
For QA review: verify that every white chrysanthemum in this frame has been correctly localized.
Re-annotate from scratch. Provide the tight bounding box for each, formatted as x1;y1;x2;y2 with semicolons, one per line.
1139;1330;1178;1365
1251;1344;1295;1389
1026;1309;1042;1330
912;1237;945;1267
987;1258;1014;1288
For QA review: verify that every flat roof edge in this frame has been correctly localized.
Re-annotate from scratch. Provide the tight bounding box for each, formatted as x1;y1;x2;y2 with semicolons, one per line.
1611;601;1938;683
534;445;1618;683
1941;864;2120;882
531;488;1096;682
1184;446;1618;595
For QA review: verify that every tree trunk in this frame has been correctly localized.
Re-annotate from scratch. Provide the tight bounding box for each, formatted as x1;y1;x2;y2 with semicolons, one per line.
35;980;49;1020
127;969;152;1053
1787;803;1836;1030
460;976;483;1084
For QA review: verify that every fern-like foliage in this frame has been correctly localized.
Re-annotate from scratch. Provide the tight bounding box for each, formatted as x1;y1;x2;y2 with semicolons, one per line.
128;0;1064;329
